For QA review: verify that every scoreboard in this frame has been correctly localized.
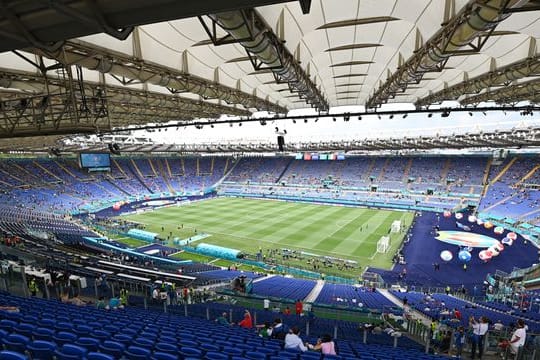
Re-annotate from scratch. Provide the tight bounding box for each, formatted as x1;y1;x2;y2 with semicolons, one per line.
296;152;345;161
79;153;111;171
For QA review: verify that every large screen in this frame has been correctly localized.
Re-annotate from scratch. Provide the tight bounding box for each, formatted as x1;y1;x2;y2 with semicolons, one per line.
79;153;111;169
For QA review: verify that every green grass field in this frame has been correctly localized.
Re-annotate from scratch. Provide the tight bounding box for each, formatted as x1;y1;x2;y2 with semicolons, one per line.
119;197;414;277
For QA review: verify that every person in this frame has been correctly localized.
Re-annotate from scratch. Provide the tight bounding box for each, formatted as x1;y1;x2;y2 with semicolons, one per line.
454;308;462;321
284;326;308;352
295;300;303;316
258;321;272;338
509;319;526;356
119;287;128;307
215;312;230;326
28;278;37;297
96;296;106;309
454;326;465;358
470;316;489;359
283;306;291;315
493;319;504;332
238;309;253;328
152;287;159;304
271;318;288;340
308;334;336;355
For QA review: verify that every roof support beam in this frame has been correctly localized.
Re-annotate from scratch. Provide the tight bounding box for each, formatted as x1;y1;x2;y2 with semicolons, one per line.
460;78;540;105
0;0;306;52
416;54;540;107
27;40;286;114
366;0;527;109
0;67;250;137
203;8;328;112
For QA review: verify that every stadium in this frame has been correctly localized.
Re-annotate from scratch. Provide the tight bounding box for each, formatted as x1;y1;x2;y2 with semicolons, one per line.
0;1;540;359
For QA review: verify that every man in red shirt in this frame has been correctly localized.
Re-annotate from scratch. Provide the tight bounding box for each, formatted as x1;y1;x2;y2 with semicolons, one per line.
295;300;303;316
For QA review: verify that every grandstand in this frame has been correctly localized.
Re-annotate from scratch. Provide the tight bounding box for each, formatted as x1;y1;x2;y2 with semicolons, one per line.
0;1;540;359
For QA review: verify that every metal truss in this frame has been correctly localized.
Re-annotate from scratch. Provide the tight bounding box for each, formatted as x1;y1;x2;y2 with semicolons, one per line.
0;67;250;137
5;123;539;154
366;0;526;109
204;8;328;112
0;0;303;53
460;78;540;105
416;55;540;107
28;40;286;114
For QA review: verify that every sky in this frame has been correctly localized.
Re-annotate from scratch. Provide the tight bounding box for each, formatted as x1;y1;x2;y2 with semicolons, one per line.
122;101;540;145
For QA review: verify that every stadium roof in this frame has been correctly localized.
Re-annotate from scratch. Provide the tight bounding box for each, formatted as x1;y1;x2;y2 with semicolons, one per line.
0;0;539;147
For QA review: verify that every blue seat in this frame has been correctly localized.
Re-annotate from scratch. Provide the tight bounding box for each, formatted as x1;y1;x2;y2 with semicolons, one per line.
75;337;101;352
180;347;203;358
54;322;74;332
124;346;151;360
222;346;244;357
133;338;154;348
112;334;132;346
32;327;54;341
151;352;178;360
73;325;93;337
200;343;220;352
0;319;17;332
26;340;56;360
57;344;88;357
300;353;321;359
86;352;115;360
99;341;126;358
0;351;27;360
154;342;178;355
12;323;35;338
2;334;30;353
90;330;111;342
245;352;267;360
52;332;77;346
205;352;229;360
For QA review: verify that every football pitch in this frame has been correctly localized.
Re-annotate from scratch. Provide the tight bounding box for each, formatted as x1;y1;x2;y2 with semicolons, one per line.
120;197;414;275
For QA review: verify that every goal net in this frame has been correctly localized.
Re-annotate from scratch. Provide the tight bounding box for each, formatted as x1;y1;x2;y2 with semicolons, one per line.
377;236;390;253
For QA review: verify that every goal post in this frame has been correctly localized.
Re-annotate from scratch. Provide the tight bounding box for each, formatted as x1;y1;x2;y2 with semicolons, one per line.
377;236;390;253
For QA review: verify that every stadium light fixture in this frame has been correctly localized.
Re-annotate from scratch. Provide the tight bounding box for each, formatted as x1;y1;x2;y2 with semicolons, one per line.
304;118;308;123
389;114;394;119
402;114;408;119
428;113;433;118
358;116;362;120
332;117;336;122
468;112;473;116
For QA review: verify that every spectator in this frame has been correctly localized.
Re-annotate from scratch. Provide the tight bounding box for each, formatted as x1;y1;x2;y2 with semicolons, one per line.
295;299;303;315
454;326;465;358
215;312;230;326
284;326;308;352
96;296;106;310
238;309;253;328
283;306;291;315
509;319;526;356
470;316;489;359
271;318;288;340
28;277;37;297
258;321;272;338
493;319;504;332
308;334;336;355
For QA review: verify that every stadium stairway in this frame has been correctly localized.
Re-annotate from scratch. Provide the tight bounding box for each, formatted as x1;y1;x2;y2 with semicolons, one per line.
252;274;275;283
214;158;241;187
303;279;325;302
378;289;432;327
